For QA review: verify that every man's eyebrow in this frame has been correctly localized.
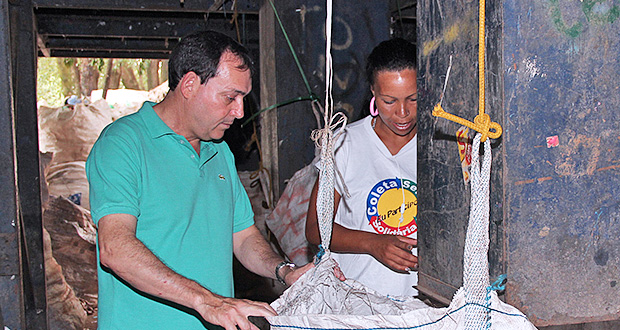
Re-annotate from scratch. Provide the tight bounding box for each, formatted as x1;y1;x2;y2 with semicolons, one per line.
227;89;249;96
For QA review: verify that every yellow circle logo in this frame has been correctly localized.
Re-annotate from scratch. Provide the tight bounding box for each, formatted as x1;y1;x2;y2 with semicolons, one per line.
366;178;417;235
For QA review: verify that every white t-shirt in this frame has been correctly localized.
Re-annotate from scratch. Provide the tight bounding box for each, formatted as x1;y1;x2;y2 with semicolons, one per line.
332;115;418;297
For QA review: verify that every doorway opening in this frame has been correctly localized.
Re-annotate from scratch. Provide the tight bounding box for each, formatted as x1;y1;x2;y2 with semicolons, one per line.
35;8;261;329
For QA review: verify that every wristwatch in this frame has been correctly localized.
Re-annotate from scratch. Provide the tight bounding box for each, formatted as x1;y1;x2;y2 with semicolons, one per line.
275;261;296;285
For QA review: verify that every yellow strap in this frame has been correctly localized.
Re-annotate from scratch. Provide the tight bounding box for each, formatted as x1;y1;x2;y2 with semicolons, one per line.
432;0;502;142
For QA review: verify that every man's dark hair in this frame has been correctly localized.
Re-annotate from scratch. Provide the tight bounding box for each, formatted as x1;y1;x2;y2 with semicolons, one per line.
365;38;417;86
168;30;255;90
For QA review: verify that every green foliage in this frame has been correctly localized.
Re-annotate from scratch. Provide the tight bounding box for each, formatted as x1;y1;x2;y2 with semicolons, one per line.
93;58;106;72
63;58;76;66
121;59;149;89
36;57;162;107
37;57;65;107
137;58;147;75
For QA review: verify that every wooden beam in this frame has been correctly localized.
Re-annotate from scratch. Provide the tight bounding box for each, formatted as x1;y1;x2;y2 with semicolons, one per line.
32;0;260;13
36;33;50;56
35;9;244;39
35;8;259;59
9;0;48;328
0;2;22;329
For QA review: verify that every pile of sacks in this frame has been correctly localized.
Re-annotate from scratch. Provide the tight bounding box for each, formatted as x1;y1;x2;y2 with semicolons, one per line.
38;86;165;329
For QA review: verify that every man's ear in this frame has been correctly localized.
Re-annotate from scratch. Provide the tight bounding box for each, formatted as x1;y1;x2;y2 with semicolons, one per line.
178;72;200;99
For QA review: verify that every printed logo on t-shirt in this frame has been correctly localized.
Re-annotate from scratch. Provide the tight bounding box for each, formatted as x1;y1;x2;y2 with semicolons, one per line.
366;178;417;236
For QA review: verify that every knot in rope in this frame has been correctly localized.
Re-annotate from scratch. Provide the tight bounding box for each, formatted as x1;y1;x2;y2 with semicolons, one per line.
473;113;491;142
310;127;332;150
315;244;326;264
487;274;507;292
473;112;502;142
433;103;502;142
310;111;348;148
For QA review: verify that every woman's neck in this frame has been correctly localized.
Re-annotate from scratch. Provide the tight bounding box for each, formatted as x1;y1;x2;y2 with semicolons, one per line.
372;116;417;155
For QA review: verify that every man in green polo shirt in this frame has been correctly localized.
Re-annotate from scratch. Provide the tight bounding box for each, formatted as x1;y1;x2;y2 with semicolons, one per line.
86;31;312;330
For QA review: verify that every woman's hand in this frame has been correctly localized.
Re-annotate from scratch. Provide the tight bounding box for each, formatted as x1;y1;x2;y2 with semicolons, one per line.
367;234;418;273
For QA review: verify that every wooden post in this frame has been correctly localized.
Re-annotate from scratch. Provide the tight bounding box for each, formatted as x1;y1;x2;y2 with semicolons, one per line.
259;0;280;200
0;2;23;329
8;0;48;328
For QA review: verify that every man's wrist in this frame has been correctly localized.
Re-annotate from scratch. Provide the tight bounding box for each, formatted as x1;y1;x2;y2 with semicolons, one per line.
275;261;296;285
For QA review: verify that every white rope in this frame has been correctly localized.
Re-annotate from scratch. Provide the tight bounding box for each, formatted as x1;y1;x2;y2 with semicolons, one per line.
463;133;492;329
325;0;333;120
312;0;348;252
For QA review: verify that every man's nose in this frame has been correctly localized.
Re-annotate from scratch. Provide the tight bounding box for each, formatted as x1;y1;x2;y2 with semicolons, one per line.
231;98;244;119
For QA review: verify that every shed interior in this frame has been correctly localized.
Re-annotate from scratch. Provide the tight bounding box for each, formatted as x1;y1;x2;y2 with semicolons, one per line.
1;0;619;329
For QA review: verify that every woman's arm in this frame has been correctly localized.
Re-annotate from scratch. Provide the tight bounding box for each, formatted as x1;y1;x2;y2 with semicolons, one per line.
305;178;418;272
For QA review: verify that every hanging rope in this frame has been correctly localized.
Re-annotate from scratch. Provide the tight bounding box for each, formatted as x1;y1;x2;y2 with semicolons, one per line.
432;0;502;142
431;0;501;327
310;0;348;255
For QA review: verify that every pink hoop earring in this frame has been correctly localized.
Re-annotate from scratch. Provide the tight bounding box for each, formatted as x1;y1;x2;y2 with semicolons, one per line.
370;97;378;116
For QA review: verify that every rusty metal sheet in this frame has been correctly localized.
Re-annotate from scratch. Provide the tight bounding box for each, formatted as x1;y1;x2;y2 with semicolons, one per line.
418;0;620;327
503;0;620;326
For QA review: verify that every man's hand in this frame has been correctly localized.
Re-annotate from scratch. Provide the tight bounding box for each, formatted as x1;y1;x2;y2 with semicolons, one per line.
367;235;418;273
282;262;313;286
194;294;276;330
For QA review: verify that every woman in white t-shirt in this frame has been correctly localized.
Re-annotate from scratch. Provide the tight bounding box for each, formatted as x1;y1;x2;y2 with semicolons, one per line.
306;38;419;297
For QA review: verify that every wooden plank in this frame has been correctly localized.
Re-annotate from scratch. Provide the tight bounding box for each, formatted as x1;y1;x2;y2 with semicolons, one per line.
36;9;243;38
41;49;172;59
35;8;259;59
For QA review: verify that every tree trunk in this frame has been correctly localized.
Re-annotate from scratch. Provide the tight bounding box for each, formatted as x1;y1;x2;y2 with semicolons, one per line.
56;58;81;98
120;63;140;90
72;64;82;97
102;59;114;99
78;58;99;98
108;61;121;90
159;60;169;84
146;59;160;90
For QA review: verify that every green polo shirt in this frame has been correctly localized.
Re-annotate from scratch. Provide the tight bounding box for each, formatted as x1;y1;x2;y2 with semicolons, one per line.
86;101;254;329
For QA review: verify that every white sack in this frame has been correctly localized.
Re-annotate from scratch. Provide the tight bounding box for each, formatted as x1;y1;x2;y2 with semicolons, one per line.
268;254;536;330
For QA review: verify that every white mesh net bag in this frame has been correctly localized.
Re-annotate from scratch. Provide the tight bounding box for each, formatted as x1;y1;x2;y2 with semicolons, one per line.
266;133;537;330
266;0;537;327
